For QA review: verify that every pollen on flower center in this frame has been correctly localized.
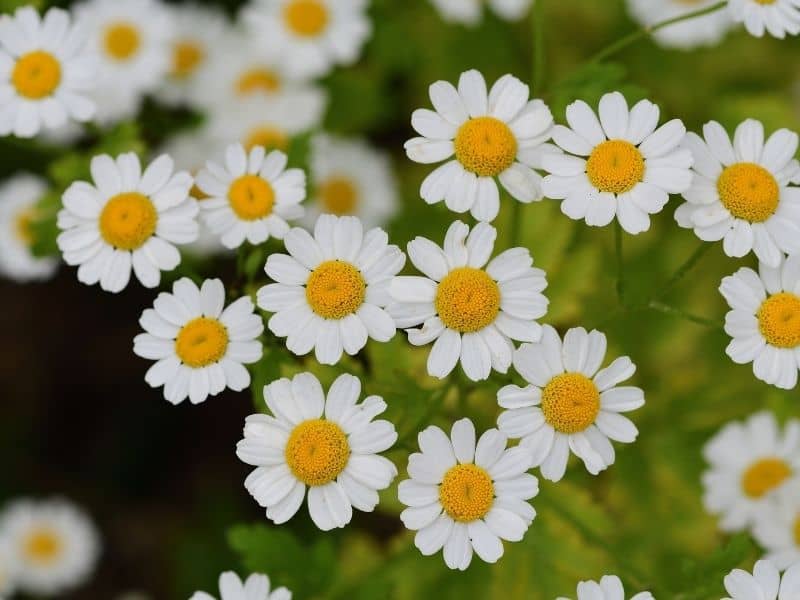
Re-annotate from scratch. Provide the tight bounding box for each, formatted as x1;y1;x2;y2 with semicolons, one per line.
541;373;600;434
23;528;62;564
319;177;358;215
305;260;366;319
717;162;779;223
439;464;494;522
741;457;791;498
244;126;289;152
758;292;800;349
454;117;518;177
794;515;800;545
283;0;329;37
12;51;61;99
435;267;500;333
586;139;645;195
174;317;229;368
103;22;141;61
237;68;281;95
171;40;204;79
285;419;350;486
15;209;36;246
99;192;158;251
228;175;275;221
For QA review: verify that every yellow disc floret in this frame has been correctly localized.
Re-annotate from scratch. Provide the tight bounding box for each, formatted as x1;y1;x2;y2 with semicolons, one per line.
244;126;289;153
305;260;366;319
741;457;791;498
454;117;518;177
99;192;158;251
586;140;645;195
175;317;229;368
237;68;281;96
15;209;36;246
541;373;601;434
283;0;329;37
228;175;275;221
285;419;350;486
758;293;800;349
439;464;495;523
435;267;500;333
23;528;62;564
794;515;800;545
103;22;141;61
717;162;780;223
171;40;204;79
319;177;358;216
12;51;61;99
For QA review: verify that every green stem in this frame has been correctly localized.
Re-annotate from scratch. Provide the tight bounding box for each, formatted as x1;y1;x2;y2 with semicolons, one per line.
531;0;545;94
655;241;712;300
510;200;523;247
614;221;625;305
647;301;722;329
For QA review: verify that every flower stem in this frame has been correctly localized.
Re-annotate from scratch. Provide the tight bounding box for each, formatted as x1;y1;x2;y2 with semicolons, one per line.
647;301;722;329
615;221;626;305
655;241;712;300
510;200;524;248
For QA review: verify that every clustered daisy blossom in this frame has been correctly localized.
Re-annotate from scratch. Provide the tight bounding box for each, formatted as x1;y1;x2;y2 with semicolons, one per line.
557;574;654;600
754;481;800;570
728;0;800;39
190;571;291;600
723;560;800;600
429;0;534;26
626;0;733;50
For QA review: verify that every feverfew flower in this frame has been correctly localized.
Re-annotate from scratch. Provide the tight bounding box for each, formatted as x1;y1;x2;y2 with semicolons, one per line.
542;91;692;234
236;373;398;531
728;0;800;39
702;412;800;532
190;571;290;600
429;0;533;26
57;153;198;293
0;7;96;138
557;575;654;600
134;278;263;405
753;482;800;570
257;215;404;365
389;220;549;381
398;418;537;571
626;0;733;49
406;69;556;222
498;326;644;482
0;539;17;598
723;560;800;600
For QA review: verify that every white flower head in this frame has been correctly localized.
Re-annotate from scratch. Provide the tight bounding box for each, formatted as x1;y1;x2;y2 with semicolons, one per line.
57;152;198;293
257;214;405;365
190;571;291;600
702;412;800;532
0;174;58;283
677;119;800;267
398;418;538;571
134;278;264;405
499;325;643;482
626;0;733;49
429;0;533;26
728;0;800;38
236;372;398;531
542;91;693;234
753;481;800;571
196;144;306;249
723;560;800;600
720;255;800;390
0;6;97;138
389;220;549;382
557;574;654;600
0;538;18;598
406;69;556;222
0;498;100;597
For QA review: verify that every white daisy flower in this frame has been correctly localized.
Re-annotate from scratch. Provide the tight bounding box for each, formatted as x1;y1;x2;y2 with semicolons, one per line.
753;482;800;571
388;220;549;382
304;133;398;228
242;0;372;80
557;574;654;600
236;372;398;531
0;538;18;599
0;6;96;138
398;418;537;571
190;571;290;600
542;91;692;235
75;0;174;124
57;152;198;293
729;0;800;38
406;69;556;222
626;0;733;49
134;277;263;406
498;325;644;482
676;119;800;268
257;214;404;365
196;144;306;249
702;411;800;532
723;560;800;600
429;0;533;26
0;174;58;283
720;255;800;389
0;498;99;597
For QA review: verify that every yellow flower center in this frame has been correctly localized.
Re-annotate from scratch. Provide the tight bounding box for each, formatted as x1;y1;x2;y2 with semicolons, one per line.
754;0;776;4
23;528;62;564
99;192;157;251
454;117;518;178
741;457;791;498
541;373;601;434
171;40;204;79
717;163;779;223
174;317;229;368
15;209;36;246
319;177;358;216
103;22;141;61
439;464;495;523
794;515;800;545
244;126;289;153
285;419;350;486
283;0;329;37
435;267;500;333
305;260;366;319
12;51;61;99
236;68;281;96
586;139;645;195
758;293;800;349
228;175;275;221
